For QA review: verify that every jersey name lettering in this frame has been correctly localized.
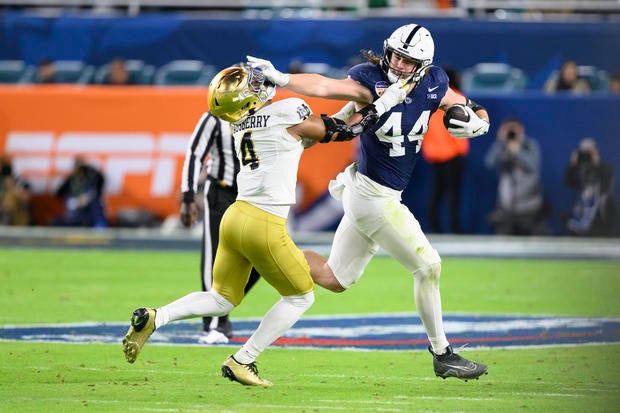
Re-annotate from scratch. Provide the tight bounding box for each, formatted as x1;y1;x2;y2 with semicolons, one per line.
232;115;271;134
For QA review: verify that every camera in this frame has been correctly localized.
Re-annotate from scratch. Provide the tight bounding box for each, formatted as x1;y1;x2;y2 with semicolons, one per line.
577;150;592;164
506;130;517;141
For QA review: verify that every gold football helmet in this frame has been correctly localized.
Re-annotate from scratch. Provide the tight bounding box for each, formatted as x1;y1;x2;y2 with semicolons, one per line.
208;64;275;123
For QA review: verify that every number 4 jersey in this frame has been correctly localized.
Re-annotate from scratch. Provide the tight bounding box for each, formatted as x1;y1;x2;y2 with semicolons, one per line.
349;63;449;191
230;97;312;218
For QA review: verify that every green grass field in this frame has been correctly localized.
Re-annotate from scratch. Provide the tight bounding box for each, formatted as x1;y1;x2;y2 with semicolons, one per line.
1;248;619;412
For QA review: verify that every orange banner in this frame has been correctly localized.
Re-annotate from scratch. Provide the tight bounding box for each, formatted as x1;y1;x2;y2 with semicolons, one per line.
0;85;354;225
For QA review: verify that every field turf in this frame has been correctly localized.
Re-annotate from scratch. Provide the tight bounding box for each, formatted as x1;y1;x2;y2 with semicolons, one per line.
1;248;619;412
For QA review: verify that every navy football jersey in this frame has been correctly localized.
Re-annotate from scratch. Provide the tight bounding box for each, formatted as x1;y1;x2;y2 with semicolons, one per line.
348;63;449;191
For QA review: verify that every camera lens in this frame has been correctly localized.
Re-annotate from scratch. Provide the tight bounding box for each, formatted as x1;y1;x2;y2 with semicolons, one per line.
577;150;592;164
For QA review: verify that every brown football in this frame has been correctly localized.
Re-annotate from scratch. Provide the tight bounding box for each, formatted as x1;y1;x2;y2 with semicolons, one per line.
443;104;470;129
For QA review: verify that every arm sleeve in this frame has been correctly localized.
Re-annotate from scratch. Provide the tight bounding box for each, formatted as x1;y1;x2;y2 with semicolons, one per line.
331;101;356;121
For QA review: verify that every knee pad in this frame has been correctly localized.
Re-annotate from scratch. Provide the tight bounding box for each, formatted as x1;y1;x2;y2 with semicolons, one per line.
283;291;315;310
413;262;442;282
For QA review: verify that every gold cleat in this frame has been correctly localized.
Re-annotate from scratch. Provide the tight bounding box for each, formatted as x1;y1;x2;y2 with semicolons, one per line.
221;355;273;387
122;307;156;363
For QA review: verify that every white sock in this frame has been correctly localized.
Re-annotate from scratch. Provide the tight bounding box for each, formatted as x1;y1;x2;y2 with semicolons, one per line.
413;264;449;354
155;291;234;330
234;291;314;364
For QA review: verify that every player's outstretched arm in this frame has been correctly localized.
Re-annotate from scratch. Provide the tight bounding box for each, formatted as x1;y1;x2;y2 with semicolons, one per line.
291;80;408;145
247;55;374;103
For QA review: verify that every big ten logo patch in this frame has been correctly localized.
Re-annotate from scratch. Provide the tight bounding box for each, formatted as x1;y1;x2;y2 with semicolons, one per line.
5;131;189;220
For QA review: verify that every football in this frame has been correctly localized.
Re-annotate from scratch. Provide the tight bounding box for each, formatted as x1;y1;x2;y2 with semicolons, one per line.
443;104;470;129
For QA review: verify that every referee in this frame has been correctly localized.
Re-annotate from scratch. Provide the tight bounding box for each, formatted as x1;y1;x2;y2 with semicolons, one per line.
180;111;260;344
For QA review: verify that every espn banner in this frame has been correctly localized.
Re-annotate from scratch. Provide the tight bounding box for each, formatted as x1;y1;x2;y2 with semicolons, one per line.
0;86;354;226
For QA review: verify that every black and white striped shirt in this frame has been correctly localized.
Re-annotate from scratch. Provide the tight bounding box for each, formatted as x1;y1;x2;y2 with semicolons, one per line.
181;112;239;203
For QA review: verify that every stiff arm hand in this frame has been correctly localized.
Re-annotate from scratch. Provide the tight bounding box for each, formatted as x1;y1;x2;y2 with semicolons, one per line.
247;56;290;87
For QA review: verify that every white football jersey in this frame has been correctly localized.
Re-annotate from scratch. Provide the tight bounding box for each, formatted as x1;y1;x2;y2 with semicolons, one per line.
231;98;312;218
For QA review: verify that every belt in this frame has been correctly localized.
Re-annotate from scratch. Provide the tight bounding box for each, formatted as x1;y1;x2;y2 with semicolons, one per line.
208;176;236;191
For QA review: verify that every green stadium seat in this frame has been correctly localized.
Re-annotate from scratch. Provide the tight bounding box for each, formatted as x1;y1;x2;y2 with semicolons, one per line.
0;60;35;84
461;63;528;93
35;60;94;84
153;60;216;86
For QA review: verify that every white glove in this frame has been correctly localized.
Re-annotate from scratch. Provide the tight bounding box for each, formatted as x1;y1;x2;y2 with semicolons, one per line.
247;55;290;87
373;79;408;117
447;105;490;138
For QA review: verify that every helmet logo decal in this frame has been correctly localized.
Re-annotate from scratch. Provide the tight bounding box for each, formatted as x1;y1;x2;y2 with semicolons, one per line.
402;25;422;50
374;81;390;97
296;103;311;120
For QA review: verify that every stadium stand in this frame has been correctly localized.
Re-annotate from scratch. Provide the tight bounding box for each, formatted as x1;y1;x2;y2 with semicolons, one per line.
153;60;217;86
545;65;610;92
0;60;34;84
461;63;528;94
0;0;618;18
32;60;95;84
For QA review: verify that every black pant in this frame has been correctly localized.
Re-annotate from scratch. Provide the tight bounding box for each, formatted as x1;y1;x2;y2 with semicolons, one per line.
201;180;260;332
428;156;465;234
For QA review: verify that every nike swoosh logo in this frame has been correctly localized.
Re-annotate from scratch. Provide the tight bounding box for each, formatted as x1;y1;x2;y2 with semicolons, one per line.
443;363;478;371
428;86;439;92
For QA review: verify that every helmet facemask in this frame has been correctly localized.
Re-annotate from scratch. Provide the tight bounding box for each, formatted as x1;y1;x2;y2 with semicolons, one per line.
208;64;276;123
239;65;276;105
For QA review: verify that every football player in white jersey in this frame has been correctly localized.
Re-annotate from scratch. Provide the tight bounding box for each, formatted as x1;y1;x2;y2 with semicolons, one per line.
122;64;407;386
248;23;490;381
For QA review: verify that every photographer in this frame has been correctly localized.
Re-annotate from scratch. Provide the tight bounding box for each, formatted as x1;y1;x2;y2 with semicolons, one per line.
52;156;108;228
564;138;616;237
484;118;548;235
0;154;32;226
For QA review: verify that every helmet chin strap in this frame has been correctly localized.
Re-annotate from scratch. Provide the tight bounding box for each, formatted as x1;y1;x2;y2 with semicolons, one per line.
387;70;413;84
390;63;432;85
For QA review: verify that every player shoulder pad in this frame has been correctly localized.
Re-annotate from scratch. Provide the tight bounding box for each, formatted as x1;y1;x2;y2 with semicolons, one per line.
270;98;313;126
426;66;449;86
348;63;384;90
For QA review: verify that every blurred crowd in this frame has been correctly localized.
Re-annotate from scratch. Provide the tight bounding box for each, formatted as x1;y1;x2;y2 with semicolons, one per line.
2;57;617;96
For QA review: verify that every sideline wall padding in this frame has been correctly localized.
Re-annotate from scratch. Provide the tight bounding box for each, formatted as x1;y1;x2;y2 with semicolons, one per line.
0;86;354;225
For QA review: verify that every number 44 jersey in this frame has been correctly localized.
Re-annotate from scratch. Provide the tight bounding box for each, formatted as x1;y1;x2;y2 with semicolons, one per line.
349;63;449;191
230;97;312;218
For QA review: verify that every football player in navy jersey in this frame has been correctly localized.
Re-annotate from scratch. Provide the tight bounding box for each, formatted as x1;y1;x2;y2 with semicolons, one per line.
248;23;490;381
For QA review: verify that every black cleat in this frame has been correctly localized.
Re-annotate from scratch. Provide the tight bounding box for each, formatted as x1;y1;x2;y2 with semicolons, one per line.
429;345;488;381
